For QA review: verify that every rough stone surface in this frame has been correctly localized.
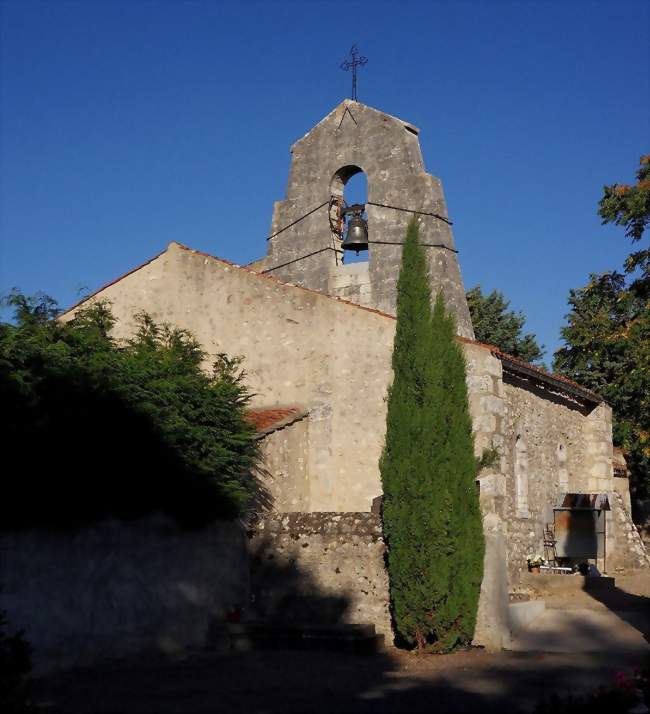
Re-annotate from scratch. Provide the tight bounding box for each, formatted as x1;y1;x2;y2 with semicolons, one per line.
249;513;391;638
0;517;249;673
609;491;650;572
264;100;474;338
328;261;372;307
501;374;591;586
258;418;310;511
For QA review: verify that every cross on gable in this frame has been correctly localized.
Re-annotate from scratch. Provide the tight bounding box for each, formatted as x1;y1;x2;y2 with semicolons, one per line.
340;45;368;101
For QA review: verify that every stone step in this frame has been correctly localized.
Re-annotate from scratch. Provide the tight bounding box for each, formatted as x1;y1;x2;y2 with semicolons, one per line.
226;622;385;655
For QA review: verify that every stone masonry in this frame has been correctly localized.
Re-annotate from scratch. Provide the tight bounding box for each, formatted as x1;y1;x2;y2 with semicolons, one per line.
249;513;391;638
263;100;474;339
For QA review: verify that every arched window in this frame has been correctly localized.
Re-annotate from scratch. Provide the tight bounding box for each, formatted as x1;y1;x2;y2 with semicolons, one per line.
330;166;368;264
330;164;365;199
515;434;529;518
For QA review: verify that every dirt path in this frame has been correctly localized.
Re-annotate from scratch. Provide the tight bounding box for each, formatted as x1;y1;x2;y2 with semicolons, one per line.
32;646;648;714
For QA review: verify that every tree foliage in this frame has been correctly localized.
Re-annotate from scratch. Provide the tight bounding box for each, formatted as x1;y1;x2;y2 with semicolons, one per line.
466;286;544;363
554;155;650;502
0;292;263;529
598;154;650;280
380;220;484;652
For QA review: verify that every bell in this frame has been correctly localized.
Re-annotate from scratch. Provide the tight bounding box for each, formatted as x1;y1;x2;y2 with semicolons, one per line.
341;214;369;254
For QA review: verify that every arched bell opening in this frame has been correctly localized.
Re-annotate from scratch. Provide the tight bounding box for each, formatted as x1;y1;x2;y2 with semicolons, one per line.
330;165;365;198
329;166;369;264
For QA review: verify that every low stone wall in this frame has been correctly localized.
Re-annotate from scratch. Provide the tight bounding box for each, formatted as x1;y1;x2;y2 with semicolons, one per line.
0;517;249;673
249;513;392;637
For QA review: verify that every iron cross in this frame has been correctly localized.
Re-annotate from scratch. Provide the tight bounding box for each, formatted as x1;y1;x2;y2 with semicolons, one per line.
340;45;367;101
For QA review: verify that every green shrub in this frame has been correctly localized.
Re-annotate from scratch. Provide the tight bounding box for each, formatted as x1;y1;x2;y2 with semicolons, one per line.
380;221;484;651
0;292;263;529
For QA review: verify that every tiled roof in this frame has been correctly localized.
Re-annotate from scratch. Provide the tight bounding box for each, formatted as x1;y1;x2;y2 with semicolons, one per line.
245;406;306;436
456;336;603;404
59;241;602;405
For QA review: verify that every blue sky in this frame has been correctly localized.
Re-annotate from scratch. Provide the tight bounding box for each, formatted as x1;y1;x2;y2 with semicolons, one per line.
1;0;648;360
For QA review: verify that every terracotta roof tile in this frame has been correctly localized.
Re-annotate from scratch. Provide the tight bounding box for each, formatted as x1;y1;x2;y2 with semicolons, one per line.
246;406;306;435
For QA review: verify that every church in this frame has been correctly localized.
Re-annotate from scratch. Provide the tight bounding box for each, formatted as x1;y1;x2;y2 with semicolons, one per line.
61;100;648;649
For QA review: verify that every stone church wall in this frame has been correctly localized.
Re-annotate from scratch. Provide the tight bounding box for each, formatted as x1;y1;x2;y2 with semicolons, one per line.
502;377;610;586
60;243;513;516
63;242;396;513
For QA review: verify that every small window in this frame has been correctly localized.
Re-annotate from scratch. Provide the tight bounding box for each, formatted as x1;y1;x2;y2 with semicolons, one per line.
515;434;529;518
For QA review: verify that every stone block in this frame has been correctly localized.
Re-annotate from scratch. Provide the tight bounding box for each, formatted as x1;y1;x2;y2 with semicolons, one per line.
467;375;493;393
481;394;505;416
472;414;497;433
589;462;612;480
478;474;506;497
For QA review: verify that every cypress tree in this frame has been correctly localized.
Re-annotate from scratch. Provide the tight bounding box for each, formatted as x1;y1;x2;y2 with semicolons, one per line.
380;219;484;651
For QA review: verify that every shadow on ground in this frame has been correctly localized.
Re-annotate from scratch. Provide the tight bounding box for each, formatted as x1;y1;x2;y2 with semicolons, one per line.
31;553;650;714
25;527;650;713
32;647;648;714
582;579;650;644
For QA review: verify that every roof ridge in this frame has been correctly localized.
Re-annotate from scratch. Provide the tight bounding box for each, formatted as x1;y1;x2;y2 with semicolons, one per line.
60;247;169;317
59;241;397;322
292;100;420;146
171;241;399;321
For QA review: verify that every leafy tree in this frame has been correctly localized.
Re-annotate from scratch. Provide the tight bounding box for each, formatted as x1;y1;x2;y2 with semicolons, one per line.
555;155;650;503
466;286;544;363
0;292;263;529
380;220;484;652
598;154;650;282
554;273;650;501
